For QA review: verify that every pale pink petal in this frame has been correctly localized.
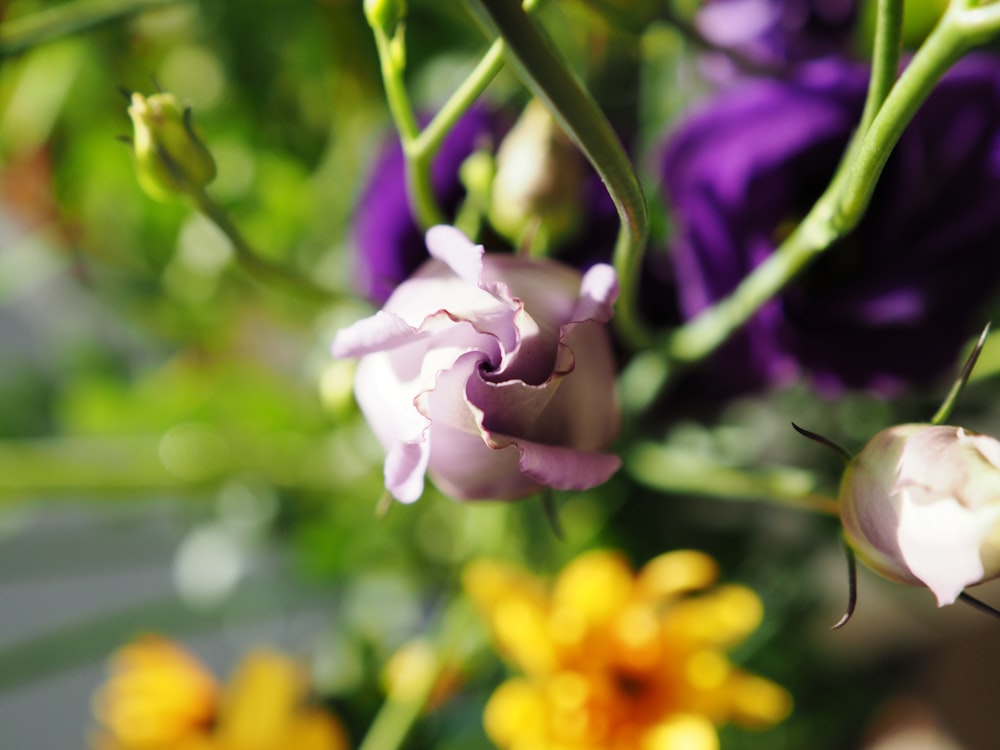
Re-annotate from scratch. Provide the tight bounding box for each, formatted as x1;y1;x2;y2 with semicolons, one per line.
571;263;619;323
488;434;622;491
897;486;1000;605
385;440;430;504
332;310;423;358
425;225;484;284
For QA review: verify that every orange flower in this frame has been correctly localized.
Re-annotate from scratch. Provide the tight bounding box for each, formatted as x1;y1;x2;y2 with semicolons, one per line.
91;636;349;750
464;550;792;750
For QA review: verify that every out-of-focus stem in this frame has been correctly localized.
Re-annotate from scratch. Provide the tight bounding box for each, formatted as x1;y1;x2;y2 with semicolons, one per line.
190;188;342;303
0;0;185;57
467;0;651;348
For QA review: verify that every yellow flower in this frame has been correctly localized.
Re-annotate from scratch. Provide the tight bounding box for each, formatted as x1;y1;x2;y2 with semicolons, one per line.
464;550;792;750
91;636;349;750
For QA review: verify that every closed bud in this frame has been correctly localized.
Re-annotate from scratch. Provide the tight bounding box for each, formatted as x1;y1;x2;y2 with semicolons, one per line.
364;0;407;37
128;92;217;201
840;423;1000;605
488;99;584;248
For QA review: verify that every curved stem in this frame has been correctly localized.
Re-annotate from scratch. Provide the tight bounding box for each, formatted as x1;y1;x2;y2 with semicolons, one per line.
190;188;343;303
0;0;185;57
465;0;651;348
857;0;904;137
667;2;976;363
370;24;445;228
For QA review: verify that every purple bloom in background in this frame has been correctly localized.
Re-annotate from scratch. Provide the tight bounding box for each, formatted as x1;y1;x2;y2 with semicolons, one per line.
697;0;858;64
352;106;508;304
661;55;1000;395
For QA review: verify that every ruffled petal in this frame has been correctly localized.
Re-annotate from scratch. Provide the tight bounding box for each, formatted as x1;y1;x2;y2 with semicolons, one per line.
488;433;622;491
425;224;485;284
331;311;424;358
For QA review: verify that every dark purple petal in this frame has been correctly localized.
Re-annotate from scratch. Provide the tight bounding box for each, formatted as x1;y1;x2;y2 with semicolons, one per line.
660;54;1000;395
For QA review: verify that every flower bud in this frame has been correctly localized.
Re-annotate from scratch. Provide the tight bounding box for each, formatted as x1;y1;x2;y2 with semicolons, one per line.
364;0;407;37
489;99;584;248
128;92;217;201
839;423;1000;605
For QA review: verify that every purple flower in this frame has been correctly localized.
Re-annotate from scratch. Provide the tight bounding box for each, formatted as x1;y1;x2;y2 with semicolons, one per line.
697;0;859;64
352;107;508;305
332;226;621;503
660;56;1000;394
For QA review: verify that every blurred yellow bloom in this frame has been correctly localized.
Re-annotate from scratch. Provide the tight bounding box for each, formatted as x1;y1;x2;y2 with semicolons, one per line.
91;635;349;750
464;550;792;750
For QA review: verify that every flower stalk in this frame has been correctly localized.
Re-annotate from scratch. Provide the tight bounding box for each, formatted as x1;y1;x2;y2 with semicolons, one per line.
466;0;651;348
667;0;1000;365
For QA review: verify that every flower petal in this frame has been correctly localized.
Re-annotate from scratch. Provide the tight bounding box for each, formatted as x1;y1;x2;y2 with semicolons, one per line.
426;224;484;285
571;262;619;323
331;311;423;358
897;486;1000;605
385;440;430;504
488;433;622;491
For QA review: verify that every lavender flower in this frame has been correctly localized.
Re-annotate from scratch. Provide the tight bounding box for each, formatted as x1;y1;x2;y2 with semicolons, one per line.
697;0;859;64
333;226;621;503
660;55;1000;394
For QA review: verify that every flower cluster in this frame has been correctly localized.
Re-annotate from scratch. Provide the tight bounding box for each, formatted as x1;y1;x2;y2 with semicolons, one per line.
464;550;792;749
90;636;349;750
333;225;621;503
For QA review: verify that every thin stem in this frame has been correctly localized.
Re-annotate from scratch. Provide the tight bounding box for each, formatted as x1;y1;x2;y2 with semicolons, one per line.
626;441;840;516
370;23;445;228
0;0;185;57
836;4;968;225
190;188;342;303
466;0;651;348
931;322;991;425
415;0;548;160
667;3;977;363
356;600;474;750
357;656;440;750
857;0;905;138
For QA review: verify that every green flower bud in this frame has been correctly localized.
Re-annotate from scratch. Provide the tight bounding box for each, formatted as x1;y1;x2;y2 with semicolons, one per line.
840;423;1000;606
488;99;584;249
128;92;217;201
364;0;407;37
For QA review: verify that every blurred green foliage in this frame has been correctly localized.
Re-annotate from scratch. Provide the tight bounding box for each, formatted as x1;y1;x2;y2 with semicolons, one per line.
1;1;997;749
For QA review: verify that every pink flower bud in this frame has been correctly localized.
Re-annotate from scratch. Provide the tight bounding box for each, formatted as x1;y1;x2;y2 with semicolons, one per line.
332;226;621;503
840;423;1000;605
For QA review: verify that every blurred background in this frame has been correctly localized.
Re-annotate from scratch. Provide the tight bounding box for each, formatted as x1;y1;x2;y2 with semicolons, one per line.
3;1;1000;748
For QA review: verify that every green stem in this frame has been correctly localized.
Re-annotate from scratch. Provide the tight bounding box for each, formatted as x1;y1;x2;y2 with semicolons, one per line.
0;0;185;57
370;23;446;228
667;1;979;363
466;0;651;348
190;188;343;303
356;600;473;750
857;0;904;137
931;322;991;425
626;441;839;516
